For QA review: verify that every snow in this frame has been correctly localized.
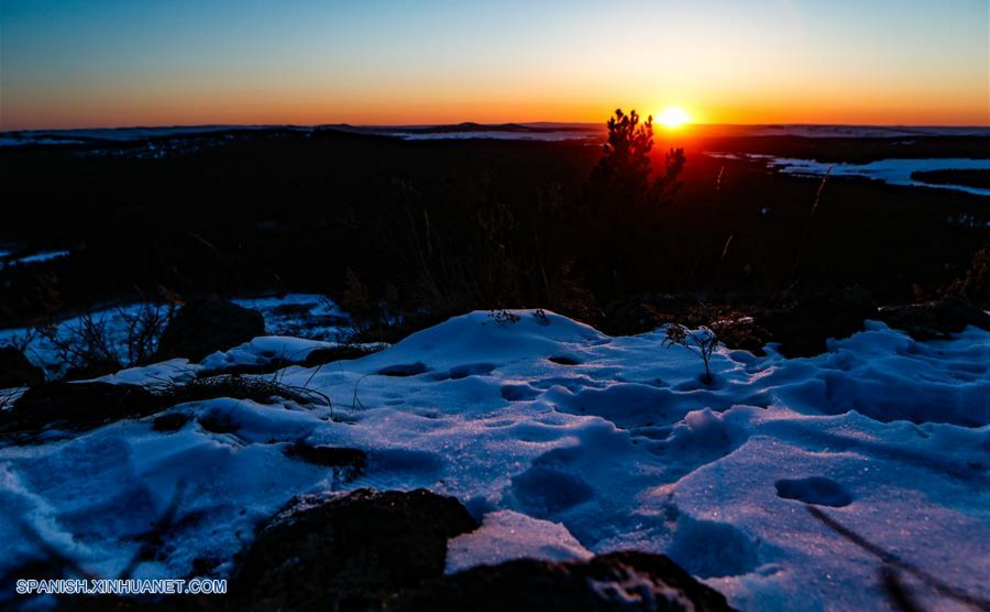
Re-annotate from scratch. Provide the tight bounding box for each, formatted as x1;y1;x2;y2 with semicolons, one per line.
93;359;196;386
445;510;593;573
0;293;348;378
231;294;350;341
198;336;335;373
0;302;179;379
0;137;88;147
388;129;601;142
745;125;990;139
1;310;988;611
1;250;71;266
0;125;315;147
5;124;988;149
758;156;990;197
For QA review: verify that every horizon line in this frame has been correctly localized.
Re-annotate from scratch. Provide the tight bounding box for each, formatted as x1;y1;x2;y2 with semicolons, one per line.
4;120;990;134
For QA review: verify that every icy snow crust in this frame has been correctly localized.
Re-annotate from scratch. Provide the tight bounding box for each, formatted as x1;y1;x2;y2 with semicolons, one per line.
1;310;988;611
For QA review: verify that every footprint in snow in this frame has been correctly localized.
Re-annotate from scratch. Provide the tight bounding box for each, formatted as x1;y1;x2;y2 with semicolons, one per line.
501;384;542;402
775;476;853;507
377;363;429;377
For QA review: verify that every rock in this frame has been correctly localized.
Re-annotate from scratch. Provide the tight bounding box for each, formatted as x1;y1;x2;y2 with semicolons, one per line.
231;488;478;611
63;357;123;382
710;317;773;356
601;294;694;336
758;290;877;357
151;412;192;433
284;443;367;482
0;382;163;433
0;346;44;388
303;343;384;368
601;296;772;354
155;300;265;362
877;298;990;341
391;551;739;612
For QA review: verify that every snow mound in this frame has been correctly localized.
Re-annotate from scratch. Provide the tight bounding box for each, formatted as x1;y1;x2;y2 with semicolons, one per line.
446;510;592;573
1;309;988;612
199;336;335;372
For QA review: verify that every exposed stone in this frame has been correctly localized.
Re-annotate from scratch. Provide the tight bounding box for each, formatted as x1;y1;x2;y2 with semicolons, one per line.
878;298;990;341
231;488;477;611
151;412;192;433
0;382;163;433
0;346;44;388
601;294;695;336
155;300;265;362
392;551;739;612
758;290;878;357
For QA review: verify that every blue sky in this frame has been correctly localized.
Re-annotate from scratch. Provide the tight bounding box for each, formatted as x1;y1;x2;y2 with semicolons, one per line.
1;0;987;128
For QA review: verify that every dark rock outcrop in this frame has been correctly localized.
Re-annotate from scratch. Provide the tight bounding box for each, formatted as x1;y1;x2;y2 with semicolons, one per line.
392;551;739;612
0;346;44;388
63;357;123;382
601;294;694;336
151;411;192;433
231;488;477;611
0;382;163;433
758;290;878;357
155;300;265;362
877;298;990;340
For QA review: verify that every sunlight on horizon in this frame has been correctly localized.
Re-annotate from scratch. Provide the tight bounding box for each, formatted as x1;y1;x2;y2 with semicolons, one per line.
656;107;691;129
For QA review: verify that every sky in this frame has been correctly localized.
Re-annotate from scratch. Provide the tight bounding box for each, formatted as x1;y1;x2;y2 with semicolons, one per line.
1;0;987;130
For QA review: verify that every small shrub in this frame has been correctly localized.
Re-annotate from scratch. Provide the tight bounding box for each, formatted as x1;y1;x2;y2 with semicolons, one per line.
150;374;332;415
664;323;719;384
33;299;177;380
487;309;521;325
341;268;373;326
36;313;120;378
943;243;989;307
119;301;177;365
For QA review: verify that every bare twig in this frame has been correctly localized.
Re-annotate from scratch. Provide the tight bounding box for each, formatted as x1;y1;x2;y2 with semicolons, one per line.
807;505;990;611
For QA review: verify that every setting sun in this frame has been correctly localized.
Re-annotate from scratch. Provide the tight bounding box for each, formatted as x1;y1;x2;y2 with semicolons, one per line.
656;107;691;129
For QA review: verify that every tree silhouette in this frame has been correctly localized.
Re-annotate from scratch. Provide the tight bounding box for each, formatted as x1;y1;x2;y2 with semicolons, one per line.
591;109;686;211
583;108;687;294
592;109;655;197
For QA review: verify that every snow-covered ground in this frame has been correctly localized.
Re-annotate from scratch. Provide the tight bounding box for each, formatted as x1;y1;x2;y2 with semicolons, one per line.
0;250;72;267
745;125;990;139
0;293;349;377
1;310;988;611
6;123;988;148
769;157;990;197
707;152;990;197
383;129;602;142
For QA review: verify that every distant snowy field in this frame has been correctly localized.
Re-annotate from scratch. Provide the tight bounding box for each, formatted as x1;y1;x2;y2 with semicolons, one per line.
0;250;71;267
1;310;987;611
708;153;990;197
771;157;990;197
3;123;988;147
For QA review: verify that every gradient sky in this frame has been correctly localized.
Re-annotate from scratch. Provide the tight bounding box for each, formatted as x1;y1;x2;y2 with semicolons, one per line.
1;0;988;130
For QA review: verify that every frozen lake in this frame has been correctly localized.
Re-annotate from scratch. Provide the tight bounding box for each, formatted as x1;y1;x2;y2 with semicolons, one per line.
771;157;990;197
709;153;990;197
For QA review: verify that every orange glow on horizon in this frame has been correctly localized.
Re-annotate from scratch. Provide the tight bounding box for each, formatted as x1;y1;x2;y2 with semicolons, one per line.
1;86;987;131
3;98;987;132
